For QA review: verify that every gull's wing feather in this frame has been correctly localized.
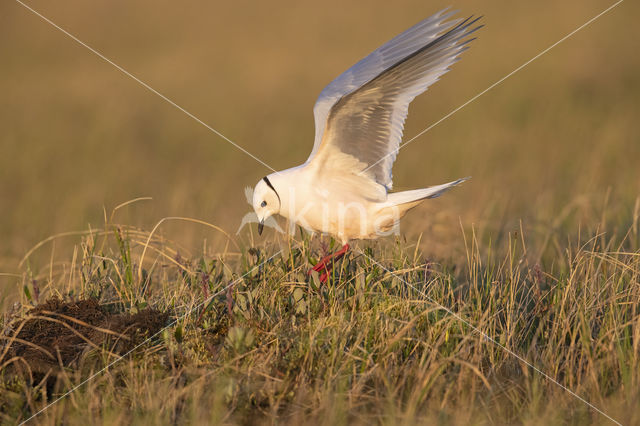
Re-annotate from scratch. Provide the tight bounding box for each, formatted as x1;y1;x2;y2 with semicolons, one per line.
307;13;481;190
307;8;459;163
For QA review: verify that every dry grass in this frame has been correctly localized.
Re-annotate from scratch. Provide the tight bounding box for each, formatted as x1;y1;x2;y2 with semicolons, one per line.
1;0;639;424
1;198;639;424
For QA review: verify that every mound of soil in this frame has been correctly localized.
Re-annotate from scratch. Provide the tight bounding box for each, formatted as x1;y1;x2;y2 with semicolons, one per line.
1;298;169;379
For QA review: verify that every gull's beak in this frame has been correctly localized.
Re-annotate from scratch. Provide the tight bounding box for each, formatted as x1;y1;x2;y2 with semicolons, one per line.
258;219;264;235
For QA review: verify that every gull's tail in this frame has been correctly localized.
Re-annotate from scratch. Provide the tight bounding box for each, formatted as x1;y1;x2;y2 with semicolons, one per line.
384;177;470;210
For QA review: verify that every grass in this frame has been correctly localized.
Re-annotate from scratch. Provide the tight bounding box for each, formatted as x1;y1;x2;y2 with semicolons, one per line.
1;198;639;424
1;0;639;424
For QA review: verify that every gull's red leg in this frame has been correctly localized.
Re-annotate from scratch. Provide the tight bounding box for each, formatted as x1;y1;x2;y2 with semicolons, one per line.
309;244;350;282
333;243;350;261
310;252;335;273
318;243;350;282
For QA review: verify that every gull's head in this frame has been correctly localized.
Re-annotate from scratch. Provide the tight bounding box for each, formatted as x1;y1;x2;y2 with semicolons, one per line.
252;175;281;235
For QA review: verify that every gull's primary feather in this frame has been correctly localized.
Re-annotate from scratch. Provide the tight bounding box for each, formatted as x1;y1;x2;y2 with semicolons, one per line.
307;13;481;190
307;8;458;163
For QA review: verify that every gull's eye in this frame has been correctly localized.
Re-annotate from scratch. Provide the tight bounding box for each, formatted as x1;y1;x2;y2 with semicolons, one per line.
261;201;267;207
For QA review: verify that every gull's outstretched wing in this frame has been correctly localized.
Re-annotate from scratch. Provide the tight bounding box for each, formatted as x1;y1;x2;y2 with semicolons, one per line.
306;11;481;190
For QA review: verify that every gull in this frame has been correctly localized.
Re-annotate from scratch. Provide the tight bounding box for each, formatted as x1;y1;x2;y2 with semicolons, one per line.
251;9;481;281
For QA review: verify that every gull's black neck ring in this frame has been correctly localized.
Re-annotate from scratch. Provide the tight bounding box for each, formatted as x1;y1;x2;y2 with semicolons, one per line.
262;176;281;205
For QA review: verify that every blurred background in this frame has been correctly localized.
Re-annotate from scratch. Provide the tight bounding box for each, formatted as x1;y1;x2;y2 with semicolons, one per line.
1;0;638;275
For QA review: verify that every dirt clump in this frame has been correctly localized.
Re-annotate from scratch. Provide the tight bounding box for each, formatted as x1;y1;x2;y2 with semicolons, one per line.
1;297;169;379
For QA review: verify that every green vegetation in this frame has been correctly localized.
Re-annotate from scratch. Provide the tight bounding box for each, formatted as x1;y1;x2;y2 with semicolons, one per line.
1;203;638;424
